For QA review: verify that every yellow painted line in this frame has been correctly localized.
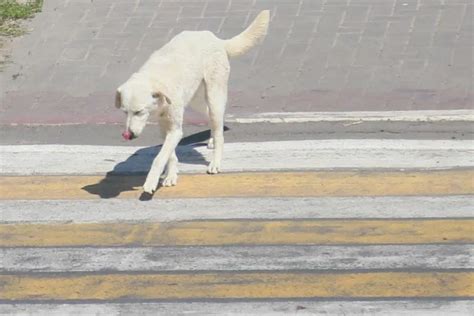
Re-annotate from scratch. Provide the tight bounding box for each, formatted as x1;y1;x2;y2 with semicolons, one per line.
0;170;473;200
1;272;472;300
1;220;472;247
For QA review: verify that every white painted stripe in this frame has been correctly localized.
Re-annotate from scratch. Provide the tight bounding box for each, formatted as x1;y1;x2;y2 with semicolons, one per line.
1;196;472;224
1;139;473;175
226;110;474;123
9;110;473;127
2;245;472;272
1;301;472;315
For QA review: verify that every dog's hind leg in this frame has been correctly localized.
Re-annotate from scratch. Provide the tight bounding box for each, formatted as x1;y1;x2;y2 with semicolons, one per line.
206;107;215;149
189;81;215;149
204;57;230;174
207;136;214;149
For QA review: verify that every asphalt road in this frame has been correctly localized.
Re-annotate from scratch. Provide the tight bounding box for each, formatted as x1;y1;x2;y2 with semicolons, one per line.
1;121;473;145
0;1;473;314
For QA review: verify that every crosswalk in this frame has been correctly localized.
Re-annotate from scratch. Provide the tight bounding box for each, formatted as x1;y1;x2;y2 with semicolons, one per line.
0;139;473;315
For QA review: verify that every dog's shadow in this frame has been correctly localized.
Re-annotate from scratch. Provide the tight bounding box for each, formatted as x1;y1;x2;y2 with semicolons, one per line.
82;128;228;200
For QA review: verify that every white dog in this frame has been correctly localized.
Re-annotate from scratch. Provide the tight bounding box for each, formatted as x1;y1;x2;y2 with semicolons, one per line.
116;10;270;194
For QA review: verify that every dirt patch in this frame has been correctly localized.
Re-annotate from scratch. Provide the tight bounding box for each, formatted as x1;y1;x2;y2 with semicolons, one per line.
0;0;43;70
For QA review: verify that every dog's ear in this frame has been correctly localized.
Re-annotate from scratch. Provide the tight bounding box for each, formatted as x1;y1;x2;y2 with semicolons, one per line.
115;90;122;109
152;91;172;105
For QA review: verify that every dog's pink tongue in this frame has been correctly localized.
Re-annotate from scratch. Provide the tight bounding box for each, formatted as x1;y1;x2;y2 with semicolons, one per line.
122;130;131;140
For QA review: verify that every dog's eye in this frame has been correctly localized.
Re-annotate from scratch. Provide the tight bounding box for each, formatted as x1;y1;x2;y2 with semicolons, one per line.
133;111;142;115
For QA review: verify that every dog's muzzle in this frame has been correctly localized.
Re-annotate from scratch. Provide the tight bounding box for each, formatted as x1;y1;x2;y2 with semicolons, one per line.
122;130;135;140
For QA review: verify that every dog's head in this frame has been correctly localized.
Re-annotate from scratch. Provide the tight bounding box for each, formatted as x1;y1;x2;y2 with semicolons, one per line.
115;76;171;140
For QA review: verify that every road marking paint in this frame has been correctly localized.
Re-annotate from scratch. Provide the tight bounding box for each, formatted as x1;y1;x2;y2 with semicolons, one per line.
226;110;474;123
8;110;473;126
1;301;473;315
1;170;472;200
1;272;472;300
2;196;472;223
1;140;473;175
2;245;472;272
1;219;472;247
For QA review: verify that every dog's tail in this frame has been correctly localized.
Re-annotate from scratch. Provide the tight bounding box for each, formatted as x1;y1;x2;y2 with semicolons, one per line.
224;10;270;58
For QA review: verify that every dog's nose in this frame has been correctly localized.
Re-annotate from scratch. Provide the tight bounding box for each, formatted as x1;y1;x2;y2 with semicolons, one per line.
122;130;134;140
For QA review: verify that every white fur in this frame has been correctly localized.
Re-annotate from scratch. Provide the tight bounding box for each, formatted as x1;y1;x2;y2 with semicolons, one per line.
116;10;270;194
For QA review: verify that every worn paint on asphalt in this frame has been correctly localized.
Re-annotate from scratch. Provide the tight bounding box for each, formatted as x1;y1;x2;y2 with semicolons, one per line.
2;196;472;223
1;219;473;247
1;170;473;200
1;272;472;301
1;140;473;175
2;245;472;272
1;301;473;315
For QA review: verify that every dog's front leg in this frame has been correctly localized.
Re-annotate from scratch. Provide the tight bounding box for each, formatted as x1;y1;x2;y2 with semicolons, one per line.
162;151;179;186
143;128;183;194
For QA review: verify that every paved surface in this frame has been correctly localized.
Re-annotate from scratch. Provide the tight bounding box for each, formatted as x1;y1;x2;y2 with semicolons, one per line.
0;0;472;124
1;121;473;145
1;1;473;314
3;140;474;175
1;137;473;314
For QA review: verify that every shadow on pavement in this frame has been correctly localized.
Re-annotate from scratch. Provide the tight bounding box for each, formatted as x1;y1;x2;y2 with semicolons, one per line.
82;127;229;199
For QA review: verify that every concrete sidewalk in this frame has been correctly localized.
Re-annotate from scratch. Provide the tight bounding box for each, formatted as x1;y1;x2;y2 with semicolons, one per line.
0;0;472;125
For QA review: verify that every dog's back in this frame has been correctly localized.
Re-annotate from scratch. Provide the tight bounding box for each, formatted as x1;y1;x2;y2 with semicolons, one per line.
141;10;270;73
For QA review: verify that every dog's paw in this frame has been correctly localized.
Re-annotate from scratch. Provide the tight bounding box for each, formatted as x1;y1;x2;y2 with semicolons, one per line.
143;176;159;194
207;138;214;149
207;161;221;174
162;173;178;187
